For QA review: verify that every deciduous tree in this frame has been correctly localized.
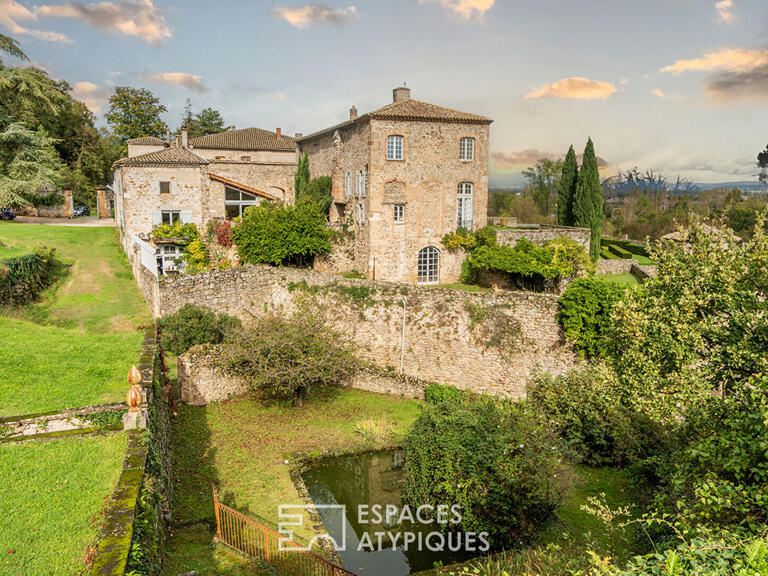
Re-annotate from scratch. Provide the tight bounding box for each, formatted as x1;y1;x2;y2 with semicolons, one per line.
105;86;168;145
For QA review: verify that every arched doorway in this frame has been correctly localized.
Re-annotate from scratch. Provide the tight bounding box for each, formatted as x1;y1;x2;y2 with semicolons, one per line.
417;246;440;285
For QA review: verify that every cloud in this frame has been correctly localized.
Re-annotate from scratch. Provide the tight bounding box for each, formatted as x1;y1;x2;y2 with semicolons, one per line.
70;81;111;114
143;72;208;93
420;0;494;19
491;149;608;171
715;0;736;23
273;4;357;28
651;88;684;100
526;77;617;100
661;47;768;101
0;0;72;43
36;0;171;45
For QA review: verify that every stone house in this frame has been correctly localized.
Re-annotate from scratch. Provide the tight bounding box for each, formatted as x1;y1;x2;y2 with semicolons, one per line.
297;87;492;284
114;127;297;274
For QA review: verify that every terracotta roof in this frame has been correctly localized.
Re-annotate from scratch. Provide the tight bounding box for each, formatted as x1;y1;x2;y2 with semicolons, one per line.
297;97;492;143
368;99;492;124
115;147;208;168
126;136;167;145
190;128;295;151
209;173;278;200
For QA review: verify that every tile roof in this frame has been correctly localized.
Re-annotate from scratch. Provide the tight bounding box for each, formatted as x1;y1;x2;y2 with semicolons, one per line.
126;136;167;145
209;173;279;200
115;147;208;168
190;128;295;151
368;99;492;124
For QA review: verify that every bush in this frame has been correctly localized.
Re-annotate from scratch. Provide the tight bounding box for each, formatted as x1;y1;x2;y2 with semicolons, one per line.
158;304;240;355
529;366;664;467
402;397;567;549
223;307;357;406
557;276;625;358
232;201;331;267
0;247;58;305
424;383;464;405
441;227;478;250
299;176;333;215
151;222;199;240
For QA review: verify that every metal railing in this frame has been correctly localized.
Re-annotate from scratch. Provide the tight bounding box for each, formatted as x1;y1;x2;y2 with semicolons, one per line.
212;486;358;576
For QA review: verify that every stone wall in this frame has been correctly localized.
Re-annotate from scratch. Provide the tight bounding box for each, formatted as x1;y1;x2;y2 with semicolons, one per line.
496;225;591;251
631;263;658;280
148;264;576;398
596;258;637;274
17;190;73;218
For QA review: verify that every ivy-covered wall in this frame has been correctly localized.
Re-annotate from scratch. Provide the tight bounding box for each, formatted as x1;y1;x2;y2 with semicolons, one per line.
88;327;173;576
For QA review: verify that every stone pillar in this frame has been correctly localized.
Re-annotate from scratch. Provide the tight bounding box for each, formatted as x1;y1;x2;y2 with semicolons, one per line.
96;187;110;218
62;190;73;218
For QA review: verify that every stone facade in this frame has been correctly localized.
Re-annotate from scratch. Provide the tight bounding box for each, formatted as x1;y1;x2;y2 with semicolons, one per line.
143;263;576;398
596;258;637;274
495;224;591;251
299;87;491;284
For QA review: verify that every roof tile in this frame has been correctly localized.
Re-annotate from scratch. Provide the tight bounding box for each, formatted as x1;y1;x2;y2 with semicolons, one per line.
115;147;208;167
190;128;295;151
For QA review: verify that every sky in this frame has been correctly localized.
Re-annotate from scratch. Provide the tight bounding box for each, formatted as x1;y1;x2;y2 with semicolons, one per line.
3;0;768;186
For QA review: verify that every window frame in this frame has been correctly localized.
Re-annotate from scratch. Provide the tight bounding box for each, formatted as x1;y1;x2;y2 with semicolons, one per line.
159;181;171;195
161;210;181;225
358;202;366;226
417;246;440;285
459;137;475;162
386;135;404;161
456;182;474;230
224;186;261;220
393;203;405;224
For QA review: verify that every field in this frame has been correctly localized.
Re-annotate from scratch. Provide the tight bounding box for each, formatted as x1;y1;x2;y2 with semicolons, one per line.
0;223;149;415
0;433;128;576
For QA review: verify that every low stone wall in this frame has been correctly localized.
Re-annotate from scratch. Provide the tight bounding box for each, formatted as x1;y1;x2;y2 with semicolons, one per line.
496;225;591;251
596;258;637;274
632;264;658;280
146;264;576;398
313;231;357;275
178;346;430;405
0;403;124;442
487;216;518;227
17;190;73;218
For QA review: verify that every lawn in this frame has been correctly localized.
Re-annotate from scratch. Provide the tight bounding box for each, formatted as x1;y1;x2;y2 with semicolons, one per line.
597;272;640;287
0;433;128;576
165;388;422;575
0;223;149;416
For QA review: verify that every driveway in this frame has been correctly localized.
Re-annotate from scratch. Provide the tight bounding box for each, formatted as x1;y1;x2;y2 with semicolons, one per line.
10;216;115;227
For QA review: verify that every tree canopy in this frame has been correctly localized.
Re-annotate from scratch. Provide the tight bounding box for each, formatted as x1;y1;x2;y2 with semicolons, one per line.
105;86;168;145
557;145;578;226
573;138;604;260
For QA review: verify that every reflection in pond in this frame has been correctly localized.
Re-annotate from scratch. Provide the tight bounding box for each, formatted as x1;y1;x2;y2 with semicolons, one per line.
302;449;482;576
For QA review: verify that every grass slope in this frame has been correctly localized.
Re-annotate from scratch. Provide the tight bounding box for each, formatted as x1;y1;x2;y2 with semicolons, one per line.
0;433;128;576
0;223;149;416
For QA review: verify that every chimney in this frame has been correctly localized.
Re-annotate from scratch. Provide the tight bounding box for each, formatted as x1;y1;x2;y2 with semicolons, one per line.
276;127;282;139
393;86;411;103
165;130;171;145
294;132;303;139
181;128;188;148
230;125;236;131
349;105;358;120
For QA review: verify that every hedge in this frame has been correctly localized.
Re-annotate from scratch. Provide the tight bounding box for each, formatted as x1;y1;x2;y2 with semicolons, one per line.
0;248;58;305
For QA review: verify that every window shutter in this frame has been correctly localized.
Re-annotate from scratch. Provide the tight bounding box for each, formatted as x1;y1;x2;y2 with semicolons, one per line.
154;181;161;195
171;181;178;195
180;209;193;223
152;210;162;225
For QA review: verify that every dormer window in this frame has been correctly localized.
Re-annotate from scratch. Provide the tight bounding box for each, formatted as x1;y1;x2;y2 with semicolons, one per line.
459;137;475;161
386;135;404;160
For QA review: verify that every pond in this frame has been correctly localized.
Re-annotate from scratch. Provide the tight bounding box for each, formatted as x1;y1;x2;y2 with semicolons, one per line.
302;449;483;576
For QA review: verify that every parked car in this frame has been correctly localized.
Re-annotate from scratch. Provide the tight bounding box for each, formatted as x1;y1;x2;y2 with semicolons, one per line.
73;206;91;217
0;207;16;220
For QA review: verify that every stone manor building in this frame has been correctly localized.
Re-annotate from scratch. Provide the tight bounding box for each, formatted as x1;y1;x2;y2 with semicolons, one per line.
113;127;297;273
298;87;492;284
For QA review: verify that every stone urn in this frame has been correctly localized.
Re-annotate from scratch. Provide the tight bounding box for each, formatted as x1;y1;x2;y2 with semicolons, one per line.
127;365;142;412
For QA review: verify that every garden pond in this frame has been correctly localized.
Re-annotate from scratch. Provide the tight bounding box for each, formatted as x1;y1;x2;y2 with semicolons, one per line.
302;449;484;576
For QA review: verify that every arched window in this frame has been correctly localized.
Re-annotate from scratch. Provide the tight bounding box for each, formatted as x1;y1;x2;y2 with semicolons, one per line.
459;137;475;161
386;135;404;160
456;182;474;230
417;246;440;285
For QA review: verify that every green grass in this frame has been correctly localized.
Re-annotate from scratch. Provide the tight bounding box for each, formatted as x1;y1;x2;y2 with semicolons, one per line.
0;433;128;576
597;272;640;287
165;388;422;573
0;318;143;417
0;223;150;416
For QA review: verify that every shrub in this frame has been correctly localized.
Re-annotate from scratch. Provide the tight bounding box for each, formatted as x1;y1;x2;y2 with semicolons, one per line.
0;247;58;305
299;176;333;215
151;222;199;240
223;307;357;406
557;276;625;358
209;219;232;247
402;397;567;549
158;304;240;355
232;201;331;267
424;383;464;405
441;228;478;250
528;366;665;467
182;238;208;274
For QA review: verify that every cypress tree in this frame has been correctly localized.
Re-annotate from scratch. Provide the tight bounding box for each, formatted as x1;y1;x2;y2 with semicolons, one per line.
573;138;604;261
294;152;310;202
557;145;578;226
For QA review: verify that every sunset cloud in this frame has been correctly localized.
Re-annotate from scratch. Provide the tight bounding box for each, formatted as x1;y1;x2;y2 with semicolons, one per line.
651;88;683;100
715;0;736;23
143;72;208;93
420;0;494;19
273;4;357;28
70;81;110;114
36;0;171;45
0;0;71;43
492;149;608;171
661;48;768;74
526;77;617;100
